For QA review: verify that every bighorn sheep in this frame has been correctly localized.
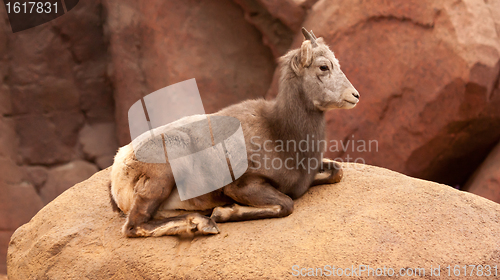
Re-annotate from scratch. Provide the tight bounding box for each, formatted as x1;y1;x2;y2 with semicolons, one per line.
110;28;360;237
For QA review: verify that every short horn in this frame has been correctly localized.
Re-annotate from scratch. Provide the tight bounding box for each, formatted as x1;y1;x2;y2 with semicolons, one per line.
310;30;318;40
301;27;318;47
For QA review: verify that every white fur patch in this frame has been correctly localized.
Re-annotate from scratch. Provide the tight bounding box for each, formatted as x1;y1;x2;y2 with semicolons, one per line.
110;144;136;214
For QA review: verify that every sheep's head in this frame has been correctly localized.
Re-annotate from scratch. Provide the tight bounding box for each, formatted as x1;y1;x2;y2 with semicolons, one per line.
285;28;359;111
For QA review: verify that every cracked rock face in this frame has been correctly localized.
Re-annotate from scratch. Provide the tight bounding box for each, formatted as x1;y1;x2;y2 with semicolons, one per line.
267;0;500;187
7;164;500;279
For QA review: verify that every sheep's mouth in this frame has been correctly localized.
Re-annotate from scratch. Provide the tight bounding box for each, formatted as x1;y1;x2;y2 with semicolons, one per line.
317;100;356;110
342;100;358;109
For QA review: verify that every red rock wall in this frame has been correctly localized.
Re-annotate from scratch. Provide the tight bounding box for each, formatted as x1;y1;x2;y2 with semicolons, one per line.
266;0;500;187
0;0;117;273
464;141;500;204
103;0;276;145
1;0;500;275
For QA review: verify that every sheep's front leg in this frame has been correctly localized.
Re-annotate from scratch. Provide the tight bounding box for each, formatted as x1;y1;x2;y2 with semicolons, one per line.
311;158;343;186
211;176;293;223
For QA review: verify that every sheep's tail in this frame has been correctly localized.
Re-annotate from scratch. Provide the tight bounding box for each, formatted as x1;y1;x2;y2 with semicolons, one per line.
110;144;136;214
108;180;120;213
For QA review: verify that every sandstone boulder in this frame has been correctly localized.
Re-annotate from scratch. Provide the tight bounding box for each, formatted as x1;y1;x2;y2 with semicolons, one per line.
267;0;500;187
7;164;500;279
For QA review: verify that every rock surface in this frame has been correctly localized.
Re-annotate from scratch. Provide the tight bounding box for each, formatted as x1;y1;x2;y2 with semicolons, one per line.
267;0;500;187
0;176;43;274
103;0;276;145
464;141;500;204
7;164;500;279
3;0;500;276
79;122;119;168
0;1;115;272
7;0;114;165
39;160;99;204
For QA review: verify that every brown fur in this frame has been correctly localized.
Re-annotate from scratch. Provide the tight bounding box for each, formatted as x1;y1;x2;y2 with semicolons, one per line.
110;29;359;237
108;182;120;213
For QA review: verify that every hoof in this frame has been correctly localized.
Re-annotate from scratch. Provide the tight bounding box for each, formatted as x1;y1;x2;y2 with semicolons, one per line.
330;165;343;183
123;223;143;238
189;213;220;235
201;224;220;235
210;206;234;223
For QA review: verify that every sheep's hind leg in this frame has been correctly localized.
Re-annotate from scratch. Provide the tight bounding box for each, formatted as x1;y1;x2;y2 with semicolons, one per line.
311;158;343;186
132;213;219;237
211;176;294;223
123;173;219;237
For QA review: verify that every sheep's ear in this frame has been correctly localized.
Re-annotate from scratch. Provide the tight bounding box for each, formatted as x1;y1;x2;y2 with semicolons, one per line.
290;55;300;75
300;40;313;67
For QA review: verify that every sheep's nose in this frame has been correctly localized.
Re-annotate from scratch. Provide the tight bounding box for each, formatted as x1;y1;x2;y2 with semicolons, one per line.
352;91;360;99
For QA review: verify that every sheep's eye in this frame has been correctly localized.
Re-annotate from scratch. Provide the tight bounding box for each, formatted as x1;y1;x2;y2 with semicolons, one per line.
319;65;329;71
